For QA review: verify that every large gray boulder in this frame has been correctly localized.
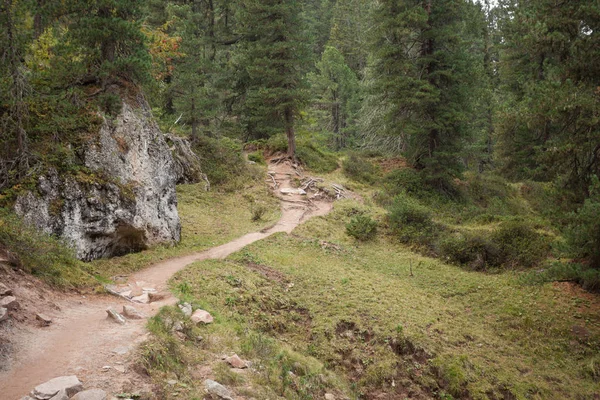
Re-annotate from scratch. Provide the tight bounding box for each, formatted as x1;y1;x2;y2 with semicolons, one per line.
14;97;181;261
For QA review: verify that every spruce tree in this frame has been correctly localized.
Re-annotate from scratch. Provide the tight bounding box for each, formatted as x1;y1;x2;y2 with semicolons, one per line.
496;0;600;200
366;0;480;190
67;0;151;85
238;0;309;157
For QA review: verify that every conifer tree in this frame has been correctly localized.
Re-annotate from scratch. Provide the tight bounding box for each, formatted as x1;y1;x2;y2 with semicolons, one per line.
309;46;360;149
238;0;309;158
67;0;151;85
496;0;600;200
365;0;479;189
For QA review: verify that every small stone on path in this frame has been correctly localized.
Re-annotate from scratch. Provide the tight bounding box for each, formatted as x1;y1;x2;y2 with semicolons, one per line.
148;292;166;302
131;292;150;304
204;380;233;400
280;188;306;195
225;354;248;369
106;307;126;324
70;389;108;400
0;282;12;296
31;376;83;400
325;394;336;400
36;313;53;326
122;305;144;320
112;346;130;355
0;295;18;310
114;365;126;373
0;307;8;322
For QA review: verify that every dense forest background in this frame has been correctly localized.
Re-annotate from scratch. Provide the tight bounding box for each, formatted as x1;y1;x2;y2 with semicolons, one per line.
0;0;599;287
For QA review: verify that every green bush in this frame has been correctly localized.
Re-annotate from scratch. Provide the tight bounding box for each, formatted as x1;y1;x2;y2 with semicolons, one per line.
248;151;265;165
491;220;549;268
566;176;600;269
346;215;378;241
342;153;378;184
388;195;439;247
522;262;600;292
437;232;499;271
0;209;94;287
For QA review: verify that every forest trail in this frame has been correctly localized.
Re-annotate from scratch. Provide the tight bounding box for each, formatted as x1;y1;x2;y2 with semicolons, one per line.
0;160;333;400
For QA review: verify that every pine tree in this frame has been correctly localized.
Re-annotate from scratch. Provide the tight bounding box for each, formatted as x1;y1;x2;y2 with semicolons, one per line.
238;0;309;157
67;0;151;85
496;0;600;200
366;0;480;190
309;46;360;149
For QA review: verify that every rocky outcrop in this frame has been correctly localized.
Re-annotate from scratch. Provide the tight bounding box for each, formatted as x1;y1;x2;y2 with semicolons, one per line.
14;97;181;261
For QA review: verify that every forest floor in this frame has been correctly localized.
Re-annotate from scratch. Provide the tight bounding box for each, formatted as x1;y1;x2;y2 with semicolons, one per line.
0;159;333;399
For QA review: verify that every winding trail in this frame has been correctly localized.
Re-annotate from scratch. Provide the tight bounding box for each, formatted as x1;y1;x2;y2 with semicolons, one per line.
0;161;332;399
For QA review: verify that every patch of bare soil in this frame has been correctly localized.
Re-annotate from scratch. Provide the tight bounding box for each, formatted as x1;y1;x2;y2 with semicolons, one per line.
0;159;336;399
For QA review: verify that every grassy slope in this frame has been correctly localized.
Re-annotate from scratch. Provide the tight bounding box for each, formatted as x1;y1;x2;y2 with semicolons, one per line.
147;169;600;399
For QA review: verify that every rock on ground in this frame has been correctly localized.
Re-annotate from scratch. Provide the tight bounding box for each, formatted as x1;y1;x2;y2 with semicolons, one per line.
0;282;12;296
225;354;248;369
204;379;233;400
106;308;126;324
70;389;108;400
122;305;144;320
14;97;181;261
191;309;213;324
280;188;307;195
0;307;8;322
0;295;18;310
36;313;53;326
131;293;150;304
48;389;68;400
178;302;192;317
31;376;83;400
325;394;336;400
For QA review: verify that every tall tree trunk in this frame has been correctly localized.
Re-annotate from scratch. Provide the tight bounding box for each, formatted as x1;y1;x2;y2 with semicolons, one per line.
99;7;116;63
34;0;44;39
5;0;28;167
285;106;296;158
191;97;198;143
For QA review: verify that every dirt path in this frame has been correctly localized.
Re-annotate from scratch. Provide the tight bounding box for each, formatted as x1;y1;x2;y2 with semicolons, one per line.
0;161;332;400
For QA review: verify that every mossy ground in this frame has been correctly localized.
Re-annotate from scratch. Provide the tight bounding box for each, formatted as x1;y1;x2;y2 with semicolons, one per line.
140;164;600;399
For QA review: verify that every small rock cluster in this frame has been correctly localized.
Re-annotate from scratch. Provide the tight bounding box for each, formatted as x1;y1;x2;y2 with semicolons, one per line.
104;281;165;304
21;375;123;400
105;305;145;325
0;281;18;323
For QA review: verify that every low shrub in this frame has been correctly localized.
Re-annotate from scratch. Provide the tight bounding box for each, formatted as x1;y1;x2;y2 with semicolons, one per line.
522;261;600;292
248;151;265;165
566;176;600;269
438;220;549;270
346;215;378;241
342;153;378;184
491;220;549;268
388;195;440;247
437;232;498;271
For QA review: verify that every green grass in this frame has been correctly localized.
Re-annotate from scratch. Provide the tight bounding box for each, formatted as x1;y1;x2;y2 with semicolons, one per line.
164;199;600;399
87;179;280;281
